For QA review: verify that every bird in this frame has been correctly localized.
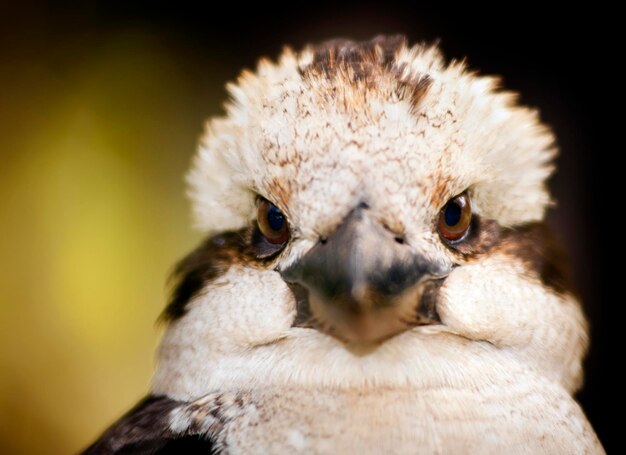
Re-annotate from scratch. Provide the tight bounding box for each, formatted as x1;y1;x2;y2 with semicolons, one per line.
84;35;603;454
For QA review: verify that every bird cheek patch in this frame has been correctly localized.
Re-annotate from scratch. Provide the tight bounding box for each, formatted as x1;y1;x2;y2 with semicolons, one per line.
225;269;296;347
437;222;575;343
437;258;538;346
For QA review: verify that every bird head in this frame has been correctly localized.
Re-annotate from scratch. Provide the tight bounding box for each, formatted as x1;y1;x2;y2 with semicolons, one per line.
153;36;588;400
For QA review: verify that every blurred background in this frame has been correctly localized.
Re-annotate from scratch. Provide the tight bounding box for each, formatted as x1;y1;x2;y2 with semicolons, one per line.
0;2;612;453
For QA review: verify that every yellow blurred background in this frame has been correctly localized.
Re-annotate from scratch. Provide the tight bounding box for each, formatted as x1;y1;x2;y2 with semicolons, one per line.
0;25;216;454
0;3;612;453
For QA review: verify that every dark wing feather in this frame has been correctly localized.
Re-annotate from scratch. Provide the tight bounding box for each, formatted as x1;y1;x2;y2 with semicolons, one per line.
82;395;217;454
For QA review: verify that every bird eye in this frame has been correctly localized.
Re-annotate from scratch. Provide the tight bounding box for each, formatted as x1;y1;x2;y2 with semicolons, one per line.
438;193;472;242
257;198;290;245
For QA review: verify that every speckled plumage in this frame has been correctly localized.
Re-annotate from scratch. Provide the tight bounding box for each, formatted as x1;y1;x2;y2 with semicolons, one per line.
85;36;603;454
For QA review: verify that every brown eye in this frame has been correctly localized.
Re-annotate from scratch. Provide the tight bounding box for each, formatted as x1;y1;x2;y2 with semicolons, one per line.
257;199;290;245
438;193;472;242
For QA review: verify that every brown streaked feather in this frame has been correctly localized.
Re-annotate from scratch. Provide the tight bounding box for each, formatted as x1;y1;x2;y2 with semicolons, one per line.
397;75;432;110
302;35;407;80
163;231;249;321
451;219;571;295
300;35;432;110
499;223;572;295
451;217;503;258
164;225;287;321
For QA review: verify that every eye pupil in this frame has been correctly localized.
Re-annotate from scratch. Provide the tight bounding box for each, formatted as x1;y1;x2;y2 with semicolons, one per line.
444;202;462;226
267;205;284;231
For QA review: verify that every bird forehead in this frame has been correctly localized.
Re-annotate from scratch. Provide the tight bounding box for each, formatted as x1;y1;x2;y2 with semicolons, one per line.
253;79;466;233
188;37;554;234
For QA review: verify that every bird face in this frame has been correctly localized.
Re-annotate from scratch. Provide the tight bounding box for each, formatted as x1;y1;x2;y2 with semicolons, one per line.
153;37;588;402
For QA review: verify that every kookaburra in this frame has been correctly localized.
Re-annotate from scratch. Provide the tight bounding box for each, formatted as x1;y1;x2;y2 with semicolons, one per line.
85;36;603;454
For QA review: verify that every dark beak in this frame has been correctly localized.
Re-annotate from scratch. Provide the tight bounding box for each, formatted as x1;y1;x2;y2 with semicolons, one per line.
281;205;446;343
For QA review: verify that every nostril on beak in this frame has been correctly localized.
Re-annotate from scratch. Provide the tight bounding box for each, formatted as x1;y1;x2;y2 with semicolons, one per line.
382;222;405;245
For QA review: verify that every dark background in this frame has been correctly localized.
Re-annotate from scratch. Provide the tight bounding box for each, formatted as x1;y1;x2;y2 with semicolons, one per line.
0;2;613;453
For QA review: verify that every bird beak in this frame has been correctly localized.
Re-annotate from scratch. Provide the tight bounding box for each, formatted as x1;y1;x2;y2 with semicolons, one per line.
281;205;446;343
